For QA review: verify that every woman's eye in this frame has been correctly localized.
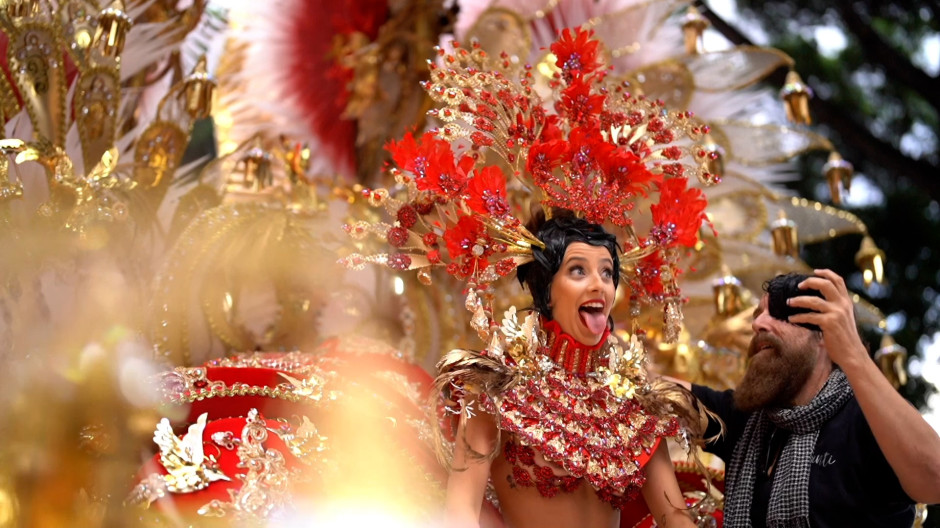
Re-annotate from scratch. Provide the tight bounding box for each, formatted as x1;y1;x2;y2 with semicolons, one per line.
570;266;585;275
602;268;613;279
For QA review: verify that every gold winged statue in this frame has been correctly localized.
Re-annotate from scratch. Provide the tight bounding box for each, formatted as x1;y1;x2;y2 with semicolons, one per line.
127;412;231;506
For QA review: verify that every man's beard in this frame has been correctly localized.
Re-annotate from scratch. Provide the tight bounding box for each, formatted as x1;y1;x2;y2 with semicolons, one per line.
733;333;816;412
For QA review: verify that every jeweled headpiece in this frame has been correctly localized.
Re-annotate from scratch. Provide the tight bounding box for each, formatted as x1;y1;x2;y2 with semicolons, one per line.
341;28;714;341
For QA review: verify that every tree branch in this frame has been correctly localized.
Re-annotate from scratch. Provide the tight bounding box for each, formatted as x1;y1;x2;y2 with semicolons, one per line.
836;2;940;114
695;0;940;202
695;0;754;47
809;100;940;202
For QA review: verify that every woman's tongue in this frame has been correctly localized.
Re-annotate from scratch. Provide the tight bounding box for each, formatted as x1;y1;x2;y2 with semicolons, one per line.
579;307;607;335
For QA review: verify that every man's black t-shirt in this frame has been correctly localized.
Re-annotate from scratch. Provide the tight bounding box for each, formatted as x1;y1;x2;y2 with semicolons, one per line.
692;384;915;527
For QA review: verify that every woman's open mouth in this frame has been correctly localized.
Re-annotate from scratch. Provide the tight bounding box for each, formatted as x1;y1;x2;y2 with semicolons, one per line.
578;300;608;335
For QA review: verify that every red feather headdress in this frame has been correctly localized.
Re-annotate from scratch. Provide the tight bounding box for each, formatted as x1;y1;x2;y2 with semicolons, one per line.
341;28;715;341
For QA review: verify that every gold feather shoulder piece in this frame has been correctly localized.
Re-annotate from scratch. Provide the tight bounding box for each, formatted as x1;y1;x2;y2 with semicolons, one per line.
645;378;725;447
434;348;520;400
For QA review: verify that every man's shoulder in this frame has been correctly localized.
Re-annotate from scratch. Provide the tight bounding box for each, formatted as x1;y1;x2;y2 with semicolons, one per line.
820;393;867;435
691;383;734;404
691;383;752;457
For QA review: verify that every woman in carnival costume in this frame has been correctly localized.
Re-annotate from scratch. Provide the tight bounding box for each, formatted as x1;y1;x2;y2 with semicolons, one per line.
436;210;713;528
342;28;723;528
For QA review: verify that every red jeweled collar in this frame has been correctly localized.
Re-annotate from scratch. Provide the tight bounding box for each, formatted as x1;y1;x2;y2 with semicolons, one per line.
541;319;610;376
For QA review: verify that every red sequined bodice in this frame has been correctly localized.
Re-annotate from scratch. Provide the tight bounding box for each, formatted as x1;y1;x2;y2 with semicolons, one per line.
502;439;638;510
482;320;680;507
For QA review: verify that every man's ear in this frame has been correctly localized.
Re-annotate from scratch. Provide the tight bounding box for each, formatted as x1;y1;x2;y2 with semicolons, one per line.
813;331;828;355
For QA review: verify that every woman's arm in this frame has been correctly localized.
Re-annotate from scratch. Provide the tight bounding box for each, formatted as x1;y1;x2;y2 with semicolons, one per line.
444;406;499;528
640;444;697;528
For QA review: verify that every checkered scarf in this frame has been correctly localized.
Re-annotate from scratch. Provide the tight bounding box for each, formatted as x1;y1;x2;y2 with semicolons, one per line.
724;369;853;528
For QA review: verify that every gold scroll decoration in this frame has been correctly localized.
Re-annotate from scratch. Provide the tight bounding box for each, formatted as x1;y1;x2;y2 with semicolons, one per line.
4;22;68;147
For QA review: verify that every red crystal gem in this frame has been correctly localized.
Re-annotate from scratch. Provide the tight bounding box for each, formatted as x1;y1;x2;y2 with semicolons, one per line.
387;227;409;247
396;205;418;228
387;254;412;271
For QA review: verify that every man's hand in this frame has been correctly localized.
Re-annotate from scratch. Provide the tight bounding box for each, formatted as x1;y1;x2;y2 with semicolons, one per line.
787;269;940;503
786;269;867;369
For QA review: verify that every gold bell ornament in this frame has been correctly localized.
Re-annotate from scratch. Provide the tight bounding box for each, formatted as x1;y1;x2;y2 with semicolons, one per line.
93;1;133;59
874;334;907;389
855;236;886;287
232;139;273;192
823;151;854;205
770;210;799;258
780;70;813;125
712;266;744;317
681;6;709;55
182;56;215;120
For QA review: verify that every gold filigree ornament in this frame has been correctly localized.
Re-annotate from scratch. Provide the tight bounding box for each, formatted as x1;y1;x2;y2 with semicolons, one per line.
493;306;543;376
0;0;214;236
133;56;214;198
0;139;25;199
152;365;336;407
149;132;348;366
0;3;121;221
278;372;329;403
197;409;292;519
594;331;647;399
126;412;231;507
267;415;329;466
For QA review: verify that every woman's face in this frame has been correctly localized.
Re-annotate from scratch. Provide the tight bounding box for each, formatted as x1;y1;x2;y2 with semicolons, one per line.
548;242;616;346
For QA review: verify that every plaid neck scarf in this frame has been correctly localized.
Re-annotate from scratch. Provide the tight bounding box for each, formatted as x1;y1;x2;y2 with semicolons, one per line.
724;369;853;528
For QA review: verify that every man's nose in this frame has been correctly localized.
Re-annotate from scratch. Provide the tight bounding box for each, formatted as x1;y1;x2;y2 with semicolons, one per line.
752;311;772;334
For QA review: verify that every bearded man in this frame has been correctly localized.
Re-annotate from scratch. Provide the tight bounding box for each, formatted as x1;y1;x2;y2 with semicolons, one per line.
677;270;940;527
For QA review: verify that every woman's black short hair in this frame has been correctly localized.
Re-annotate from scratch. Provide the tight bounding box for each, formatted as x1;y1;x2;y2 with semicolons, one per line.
515;209;620;319
763;272;824;332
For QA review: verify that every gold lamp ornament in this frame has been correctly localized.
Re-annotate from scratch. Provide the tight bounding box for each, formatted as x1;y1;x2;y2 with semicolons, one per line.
823;151;854;205
681;6;709;55
712;266;744;317
874;334;908;389
183;56;215;120
92;1;133;59
0;141;25;200
235;140;274;192
855;235;886;287
770;209;799;258
780;70;813;125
